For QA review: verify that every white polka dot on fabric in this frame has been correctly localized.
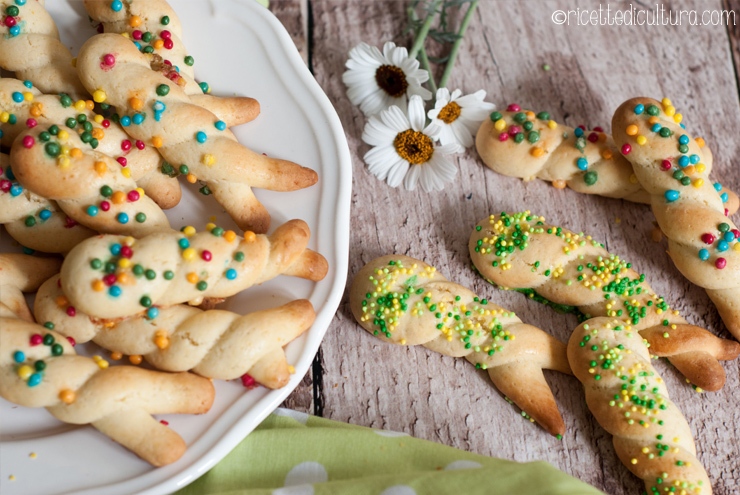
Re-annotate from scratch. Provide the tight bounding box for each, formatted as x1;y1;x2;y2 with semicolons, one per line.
444;460;483;470
379;485;417;495
372;429;409;438
284;461;328;486
273;408;310;425
272;485;314;495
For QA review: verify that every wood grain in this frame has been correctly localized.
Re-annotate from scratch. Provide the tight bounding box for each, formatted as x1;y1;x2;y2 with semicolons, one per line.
277;0;740;493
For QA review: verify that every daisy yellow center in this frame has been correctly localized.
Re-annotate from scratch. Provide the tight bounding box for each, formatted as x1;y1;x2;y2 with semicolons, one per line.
438;101;461;124
375;65;408;98
394;129;434;165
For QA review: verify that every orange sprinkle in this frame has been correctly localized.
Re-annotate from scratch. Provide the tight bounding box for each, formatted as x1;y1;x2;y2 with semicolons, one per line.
92;280;105;292
625;124;638;136
695;137;705;148
55;295;68;307
153;39;165;50
683;165;696;176
244;231;256;242
128;15;142;27
94;161;107;175
129;355;143;365
128;97;143;111
601;149;613;160
525;110;535;119
186;272;199;283
647;116;659;125
58;389;76;404
152;136;163;148
154;333;169;350
530;147;545;157
112;191;126;204
552;180;567;189
186;173;197;183
110;352;123;360
224;230;237;242
30;103;43;117
117;273;130;284
70;148;83;159
86;100;95;111
92;128;105;140
176;78;187;87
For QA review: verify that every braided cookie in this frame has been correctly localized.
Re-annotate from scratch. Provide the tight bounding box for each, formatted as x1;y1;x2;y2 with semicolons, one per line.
0;318;215;466
0;253;60;321
475;104;739;214
612;98;740;340
349;255;572;436
60;219;328;319
1;153;96;252
76;33;318;233
0;0;88;98
1;77;181;209
568;318;712;494
469;212;740;392
35;274;315;386
83;0;260;127
11;123;171;236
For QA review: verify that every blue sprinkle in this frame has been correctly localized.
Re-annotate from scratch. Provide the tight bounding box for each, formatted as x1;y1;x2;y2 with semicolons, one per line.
634;104;644;115
215;120;226;131
0;129;3;139
6;166;15;180
9;25;21;37
13;351;25;363
678;156;689;167
199;82;209;94
10;184;23;196
196;131;207;143
132;113;145;125
664;190;680;203
651;123;661;133
117;212;129;224
721;192;729;203
698;249;710;261
110;243;122;255
134;41;142;50
111;0;123;12
225;268;237;280
39;209;52;221
717;241;729;252
724;232;736;242
576;157;588;171
175;66;180;73
146;307;159;320
153;101;166;111
22;247;34;255
678;135;689;145
574;127;584;138
23;80;33;89
12;92;24;103
16;0;28;5
86;205;99;216
178;238;190;249
714;182;723;192
154;111;163;122
27;373;42;387
109;285;122;297
689;154;700;164
7;114;16;125
120;116;131;127
679;123;686;129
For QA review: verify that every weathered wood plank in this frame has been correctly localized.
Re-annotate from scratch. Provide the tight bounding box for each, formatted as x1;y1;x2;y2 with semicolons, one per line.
309;0;740;493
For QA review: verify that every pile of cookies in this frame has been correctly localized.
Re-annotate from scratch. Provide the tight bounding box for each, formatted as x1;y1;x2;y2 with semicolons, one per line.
1;0;327;466
350;97;740;494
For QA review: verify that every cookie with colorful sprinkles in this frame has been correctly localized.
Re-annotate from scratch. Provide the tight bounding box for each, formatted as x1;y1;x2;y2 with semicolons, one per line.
469;211;740;392
349;254;572;437
612;97;740;341
60;218;328;319
35;273;315;386
568;318;712;494
475;104;739;214
76;33;318;233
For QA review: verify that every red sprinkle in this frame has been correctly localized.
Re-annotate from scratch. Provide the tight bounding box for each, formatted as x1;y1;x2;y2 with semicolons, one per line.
132;30;142;40
64;216;78;228
100;201;111;212
725;208;730;217
22;136;35;148
117;157;127;167
96;23;104;33
103;274;117;286
593;126;604;133
660;160;672;171
621;143;632;155
498;132;509;142
160;420;169;426
101;54;116;67
716;258;727;269
120;245;133;258
121;140;132;152
0;179;10;192
135;140;145;150
66;306;76;317
701;233;715;245
4;16;17;27
201;250;212;261
26;118;37;128
127;190;140;202
587;132;598;143
509;126;521;135
160;30;172;40
506;103;521;112
66;336;76;346
577;125;586;131
102;119;111;128
732;229;740;239
30;334;43;346
163;38;174;50
241;374;257;389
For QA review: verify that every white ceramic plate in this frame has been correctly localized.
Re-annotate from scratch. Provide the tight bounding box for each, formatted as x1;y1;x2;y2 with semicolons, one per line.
0;1;351;494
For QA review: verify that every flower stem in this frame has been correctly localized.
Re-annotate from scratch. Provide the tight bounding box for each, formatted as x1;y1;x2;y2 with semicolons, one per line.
418;48;437;94
438;0;479;89
408;0;442;60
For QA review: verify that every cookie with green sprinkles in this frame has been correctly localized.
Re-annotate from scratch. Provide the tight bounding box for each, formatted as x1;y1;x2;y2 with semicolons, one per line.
568;317;712;495
349;254;572;437
469;211;740;392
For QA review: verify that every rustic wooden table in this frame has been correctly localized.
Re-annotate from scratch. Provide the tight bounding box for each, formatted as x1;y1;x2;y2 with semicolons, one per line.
271;1;740;493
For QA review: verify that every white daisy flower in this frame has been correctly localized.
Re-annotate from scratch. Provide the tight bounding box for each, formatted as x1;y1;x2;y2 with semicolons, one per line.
362;95;458;192
427;88;496;149
343;41;432;116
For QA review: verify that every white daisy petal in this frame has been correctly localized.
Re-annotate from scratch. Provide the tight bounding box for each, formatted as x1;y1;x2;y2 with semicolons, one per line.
386;160;410;188
422;122;442;141
451;121;474;148
364;145;398;178
437;143;462;155
449;88;463;100
362;117;400;146
407;96;426;131
403;164;421;190
381;105;411;133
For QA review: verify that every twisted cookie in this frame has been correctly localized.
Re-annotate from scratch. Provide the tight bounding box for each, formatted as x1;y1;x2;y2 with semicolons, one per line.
0;253;61;321
61;219;328;319
11;124;171;236
1;153;96;253
475;104;739;214
0;0;88;97
612;98;740;340
76;33;318;233
568;318;712;494
36;273;315;386
0;319;215;466
349;255;572;436
83;0;260;127
469;211;740;392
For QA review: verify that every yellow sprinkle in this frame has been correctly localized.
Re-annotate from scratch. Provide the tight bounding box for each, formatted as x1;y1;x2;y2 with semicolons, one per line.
673;113;683;124
182;226;197;236
74;100;86;111
152;136;163;148
57;156;70;169
23;92;33;102
547;120;557;129
0;112;9;123
118;258;131;268
733;243;740;252
182;248;197;261
57;130;69;142
494;119;506;131
636;135;647;145
695;163;706;173
205;222;217;231
60;145;70;156
692;178;704;189
9;475;15;481
661;97;672;107
136;187;145;197
201;154;216;166
121;167;131;178
630;458;637;465
17;365;33;380
664;105;676;117
530;147;545;157
94;114;104;124
93;90;107;103
96;359;109;369
625;124;638;136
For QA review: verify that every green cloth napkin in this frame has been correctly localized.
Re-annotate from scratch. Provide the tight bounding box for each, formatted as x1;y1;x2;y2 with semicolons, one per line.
175;408;605;495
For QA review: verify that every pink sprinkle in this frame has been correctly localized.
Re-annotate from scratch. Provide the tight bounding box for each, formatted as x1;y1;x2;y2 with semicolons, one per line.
102;54;116;66
66;306;76;317
135;140;145;150
725;208;730;217
593;126;604;133
64;216;78;228
100;201;111;212
509;125;521;135
102;119;111;128
132;30;142;40
160;30;172;40
127;190;140;202
660;160;672;171
163;39;174;50
4;16;17;28
732;229;740;239
621;143;631;155
716;258;727;269
498;132;509;142
160;420;169;426
22;136;35;148
506;103;521;112
701;233;715;245
30;334;43;346
587;132;598;143
201;250;212;261
120;245;133;258
117;157;127;167
26;118;37;128
240;374;257;389
66;336;76;346
0;180;11;192
121;140;132;152
103;274;117;286
163;60;172;66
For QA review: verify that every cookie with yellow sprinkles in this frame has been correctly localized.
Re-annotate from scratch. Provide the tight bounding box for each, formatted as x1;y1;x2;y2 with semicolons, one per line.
612;97;740;341
469;211;740;392
349;254;572;437
568;317;712;494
